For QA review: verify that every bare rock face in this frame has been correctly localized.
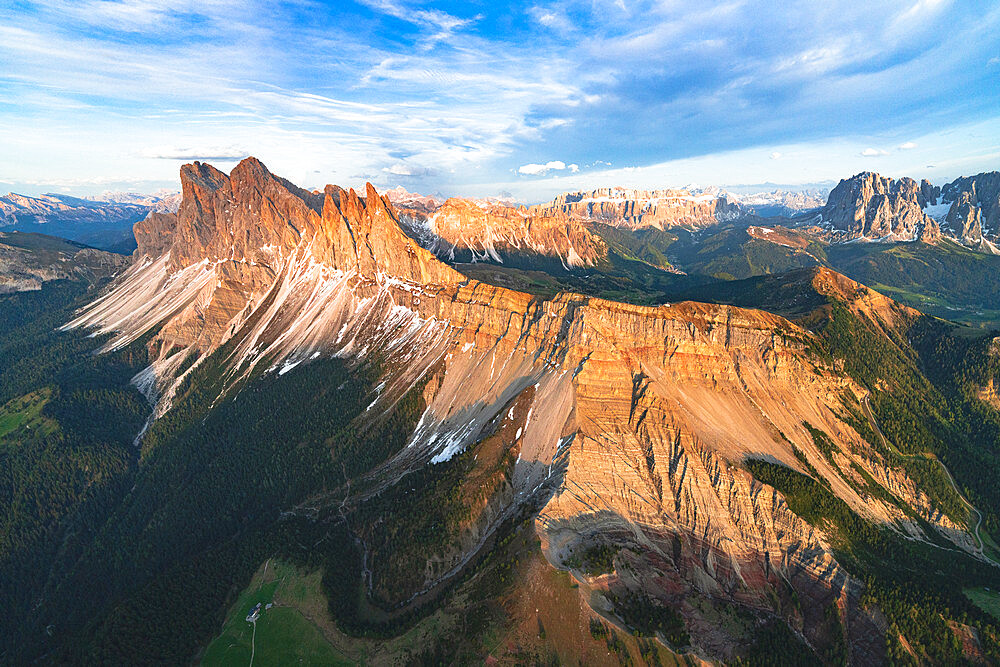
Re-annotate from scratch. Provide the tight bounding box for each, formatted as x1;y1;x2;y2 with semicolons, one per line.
405;197;608;268
945;192;985;243
938;172;1000;250
133;212;178;259
921;178;941;206
65;158;983;663
395;185;743;269
534;187;742;230
822;172;940;242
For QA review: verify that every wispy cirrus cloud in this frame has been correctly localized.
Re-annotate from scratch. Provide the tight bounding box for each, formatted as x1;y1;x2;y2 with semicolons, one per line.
139;146;250;161
0;0;998;199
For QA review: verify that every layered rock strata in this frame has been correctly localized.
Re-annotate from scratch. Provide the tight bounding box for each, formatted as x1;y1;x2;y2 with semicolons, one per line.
403;197;607;268
535;187;742;229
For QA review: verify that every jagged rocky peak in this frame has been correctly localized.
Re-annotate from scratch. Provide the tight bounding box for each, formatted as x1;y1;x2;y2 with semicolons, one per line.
946;191;984;242
920;178;941;206
938;171;1000;250
821;171;940;242
133;157;462;286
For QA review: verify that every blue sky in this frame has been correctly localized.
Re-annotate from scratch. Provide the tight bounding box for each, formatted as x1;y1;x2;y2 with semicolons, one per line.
1;0;999;201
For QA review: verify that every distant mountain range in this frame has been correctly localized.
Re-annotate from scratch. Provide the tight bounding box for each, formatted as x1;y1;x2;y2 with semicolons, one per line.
0;190;180;253
85;189;183;212
814;171;1000;252
0;230;129;293
9;168;997;262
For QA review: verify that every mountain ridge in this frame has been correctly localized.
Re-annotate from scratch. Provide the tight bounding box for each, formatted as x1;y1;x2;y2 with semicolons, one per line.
54;156;999;662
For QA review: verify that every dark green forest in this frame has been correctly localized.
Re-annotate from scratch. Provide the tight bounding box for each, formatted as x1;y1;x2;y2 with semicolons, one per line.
0;280;544;663
0;280;417;662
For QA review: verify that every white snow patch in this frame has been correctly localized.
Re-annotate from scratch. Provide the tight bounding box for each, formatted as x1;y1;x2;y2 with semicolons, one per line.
923;200;952;220
278;359;301;375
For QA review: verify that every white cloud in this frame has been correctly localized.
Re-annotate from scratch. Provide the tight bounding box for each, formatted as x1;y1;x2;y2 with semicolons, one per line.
4;0;1000;198
382;163;436;177
0;3;591;191
139;146;248;160
356;0;477;48
518;160;569;175
890;0;952;33
529;5;575;33
898;141;917;150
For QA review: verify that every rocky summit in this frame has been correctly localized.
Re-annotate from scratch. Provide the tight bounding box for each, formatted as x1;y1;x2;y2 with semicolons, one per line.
820;172;941;243
938;171;1000;251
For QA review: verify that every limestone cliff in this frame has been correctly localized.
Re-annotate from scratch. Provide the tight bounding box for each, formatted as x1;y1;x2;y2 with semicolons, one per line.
403;196;608;268
821;172;940;242
535;187;742;229
937;171;1000;252
395;185;743;270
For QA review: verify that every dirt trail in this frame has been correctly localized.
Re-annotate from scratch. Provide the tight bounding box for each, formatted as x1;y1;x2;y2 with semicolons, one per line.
862;395;995;563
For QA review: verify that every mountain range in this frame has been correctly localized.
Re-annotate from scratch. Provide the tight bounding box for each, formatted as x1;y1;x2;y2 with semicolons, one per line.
0;189;181;253
1;158;1000;664
381;169;1000;330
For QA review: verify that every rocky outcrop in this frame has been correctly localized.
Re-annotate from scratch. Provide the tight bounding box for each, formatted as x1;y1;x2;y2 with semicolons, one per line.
945;192;984;243
814;170;1000;251
396;185;745;269
821;172;940;242
534;187;742;230
65;158;982;663
937;172;1000;251
404;197;608;269
921;179;941;206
